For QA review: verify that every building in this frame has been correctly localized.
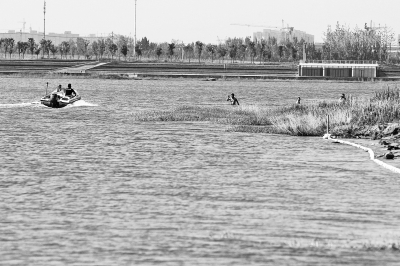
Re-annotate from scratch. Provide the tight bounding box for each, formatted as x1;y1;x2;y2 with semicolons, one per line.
0;29;100;45
298;61;378;78
253;28;314;43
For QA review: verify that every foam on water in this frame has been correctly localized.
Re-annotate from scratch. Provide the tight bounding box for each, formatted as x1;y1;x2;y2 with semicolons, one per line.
0;100;97;109
0;102;38;108
68;100;98;107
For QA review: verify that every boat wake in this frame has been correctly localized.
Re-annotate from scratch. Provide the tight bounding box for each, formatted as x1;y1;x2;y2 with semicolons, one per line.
0;100;97;109
67;100;98;107
0;102;40;108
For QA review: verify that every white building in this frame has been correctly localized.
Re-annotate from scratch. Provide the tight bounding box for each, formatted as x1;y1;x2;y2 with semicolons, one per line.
253;28;314;44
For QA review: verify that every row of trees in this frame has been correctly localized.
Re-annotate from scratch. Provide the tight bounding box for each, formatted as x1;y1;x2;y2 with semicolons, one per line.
132;36;316;63
322;22;396;61
0;36;125;60
0;34;315;63
0;22;397;63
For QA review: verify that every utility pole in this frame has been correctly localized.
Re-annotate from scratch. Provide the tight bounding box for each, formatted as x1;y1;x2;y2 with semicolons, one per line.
134;0;137;57
43;0;46;58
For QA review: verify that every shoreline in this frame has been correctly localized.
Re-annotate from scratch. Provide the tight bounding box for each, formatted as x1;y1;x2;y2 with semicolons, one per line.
1;60;400;81
333;137;400;171
1;71;400;82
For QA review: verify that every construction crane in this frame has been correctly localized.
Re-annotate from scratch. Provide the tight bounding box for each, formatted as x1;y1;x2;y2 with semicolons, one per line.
230;23;279;29
231;21;295;42
281;20;294;34
231;21;294;33
18;19;26;32
216;36;228;44
364;20;385;33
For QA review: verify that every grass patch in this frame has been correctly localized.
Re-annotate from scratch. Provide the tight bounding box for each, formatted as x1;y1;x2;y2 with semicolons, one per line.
132;105;273;126
132;86;400;137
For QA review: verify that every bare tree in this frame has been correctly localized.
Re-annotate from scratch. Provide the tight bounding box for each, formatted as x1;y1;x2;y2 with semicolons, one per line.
69;39;77;59
217;44;227;63
91;41;99;60
156;47;162;61
195;41;204;63
8;38;15;59
206;44;217;63
28;38;36;59
183;43;194;62
167;43;175;61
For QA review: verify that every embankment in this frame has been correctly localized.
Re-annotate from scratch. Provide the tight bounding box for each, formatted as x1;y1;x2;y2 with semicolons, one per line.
2;60;400;81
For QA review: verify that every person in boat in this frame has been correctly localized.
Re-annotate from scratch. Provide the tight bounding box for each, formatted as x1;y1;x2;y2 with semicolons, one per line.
56;84;65;96
50;86;61;107
65;84;76;98
339;93;346;103
296;97;301;104
230;93;239;105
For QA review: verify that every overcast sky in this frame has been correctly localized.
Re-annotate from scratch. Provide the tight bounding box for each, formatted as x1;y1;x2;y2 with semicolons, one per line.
1;0;399;44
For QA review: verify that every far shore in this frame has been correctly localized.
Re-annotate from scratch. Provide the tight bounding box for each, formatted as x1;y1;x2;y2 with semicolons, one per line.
1;60;400;81
1;71;399;82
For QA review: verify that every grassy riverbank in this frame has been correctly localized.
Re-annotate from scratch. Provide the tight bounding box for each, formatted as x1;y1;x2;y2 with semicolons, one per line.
133;86;400;137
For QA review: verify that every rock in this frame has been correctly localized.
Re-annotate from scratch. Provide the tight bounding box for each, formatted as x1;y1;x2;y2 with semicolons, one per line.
322;134;331;139
383;123;400;136
388;143;400;150
371;131;383;140
385;152;395;159
369;125;381;132
379;139;391;146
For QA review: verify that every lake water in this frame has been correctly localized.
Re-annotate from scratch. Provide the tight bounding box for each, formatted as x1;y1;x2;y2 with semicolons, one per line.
1;77;400;265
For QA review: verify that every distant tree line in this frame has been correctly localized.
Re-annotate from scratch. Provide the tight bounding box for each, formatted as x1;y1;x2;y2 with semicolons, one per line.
0;23;398;64
0;34;131;60
127;36;319;63
321;22;396;62
0;34;315;63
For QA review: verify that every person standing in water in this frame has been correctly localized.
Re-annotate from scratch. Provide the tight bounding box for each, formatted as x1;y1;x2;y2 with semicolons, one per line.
230;93;239;105
339;93;346;103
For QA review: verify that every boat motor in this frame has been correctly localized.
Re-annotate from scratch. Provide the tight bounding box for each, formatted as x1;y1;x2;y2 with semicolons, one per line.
50;93;59;108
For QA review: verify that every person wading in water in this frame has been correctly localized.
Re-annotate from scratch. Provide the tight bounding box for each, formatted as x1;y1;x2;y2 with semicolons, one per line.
227;93;239;105
339;93;346;103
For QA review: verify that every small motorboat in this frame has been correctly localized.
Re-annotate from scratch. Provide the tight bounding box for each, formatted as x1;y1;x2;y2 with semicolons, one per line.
40;89;81;108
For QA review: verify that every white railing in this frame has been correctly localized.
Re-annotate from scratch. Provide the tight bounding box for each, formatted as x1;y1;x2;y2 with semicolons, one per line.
305;60;378;64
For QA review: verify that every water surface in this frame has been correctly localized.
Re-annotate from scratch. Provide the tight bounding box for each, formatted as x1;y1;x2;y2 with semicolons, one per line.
1;77;400;265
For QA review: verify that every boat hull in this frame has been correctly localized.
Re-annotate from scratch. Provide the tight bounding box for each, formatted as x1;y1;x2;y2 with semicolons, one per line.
41;94;81;108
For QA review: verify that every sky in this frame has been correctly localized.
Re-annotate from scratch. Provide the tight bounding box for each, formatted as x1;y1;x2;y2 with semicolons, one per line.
1;0;399;44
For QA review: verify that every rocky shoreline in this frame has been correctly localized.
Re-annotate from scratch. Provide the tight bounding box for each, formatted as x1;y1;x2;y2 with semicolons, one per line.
374;123;400;160
336;123;400;161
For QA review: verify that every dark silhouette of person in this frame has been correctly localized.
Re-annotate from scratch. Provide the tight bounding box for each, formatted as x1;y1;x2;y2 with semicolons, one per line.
296;97;301;104
339;93;346;103
65;83;76;97
230;93;239;105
